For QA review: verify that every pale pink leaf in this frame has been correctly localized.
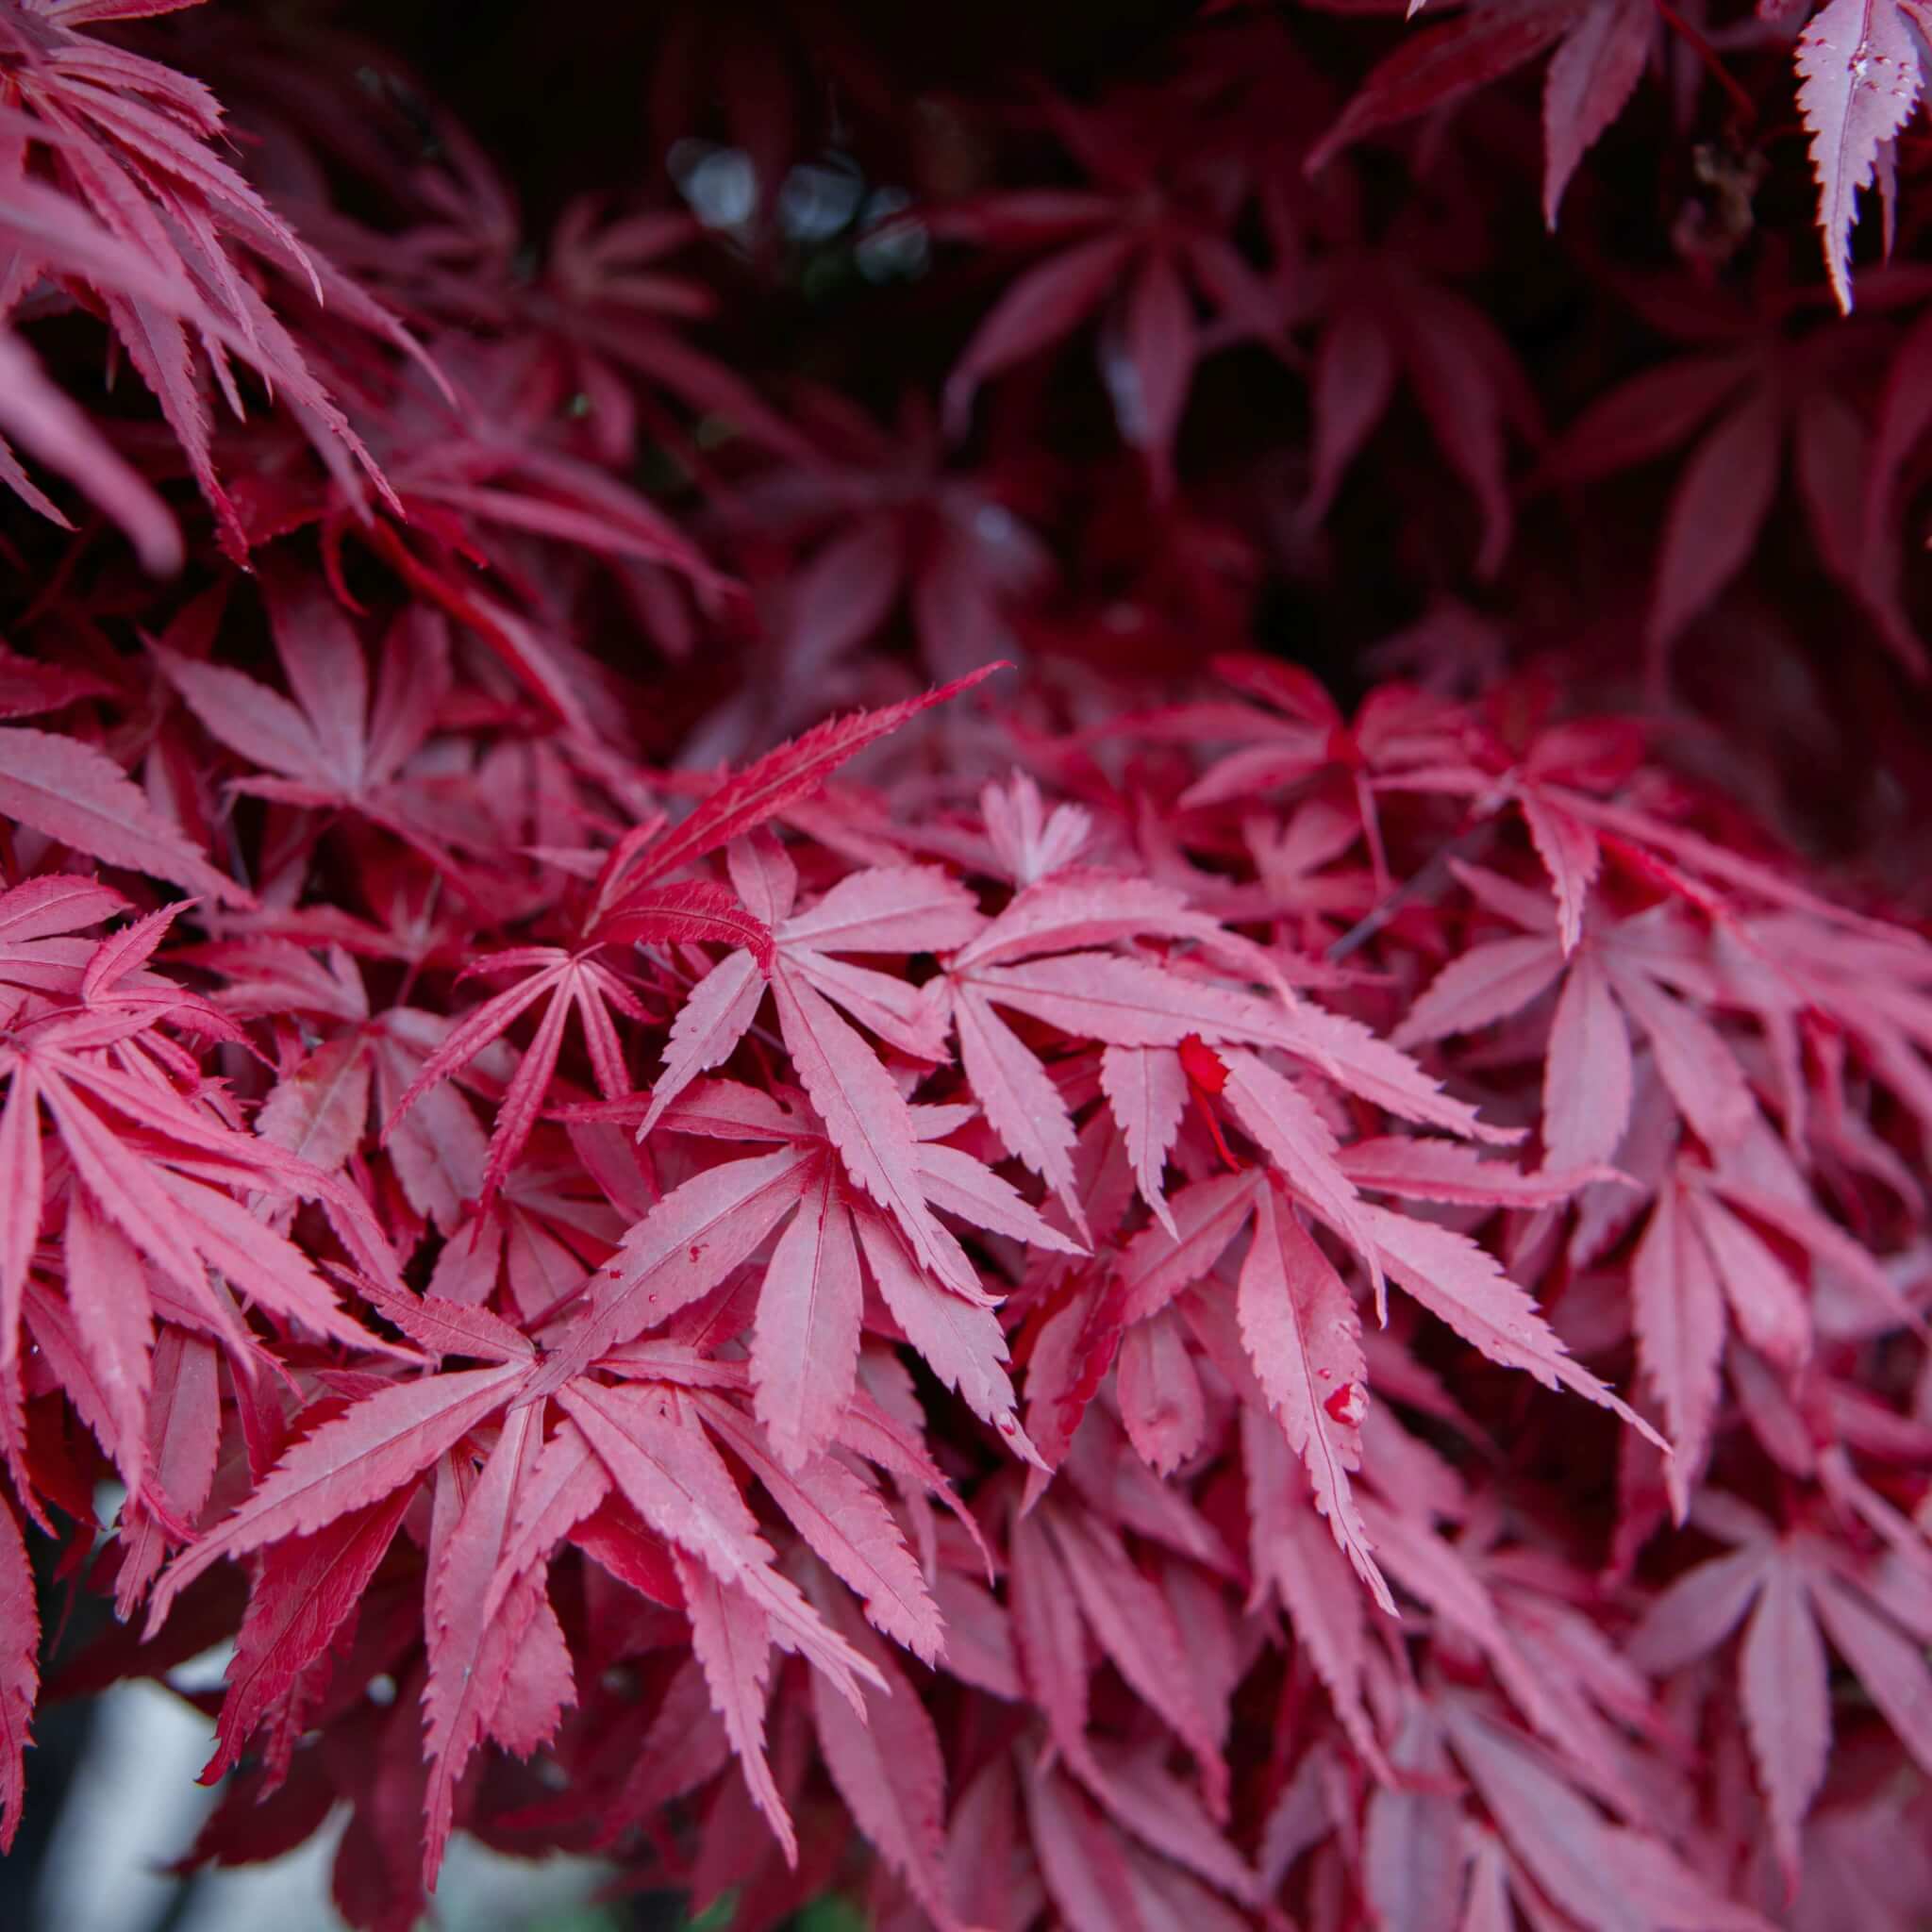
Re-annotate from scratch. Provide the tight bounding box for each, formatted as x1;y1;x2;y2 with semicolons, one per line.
554;1379;883;1703
1364;1204;1659;1441
692;1393;942;1662
1100;1044;1188;1237
855;1216;1033;1458
483;1423;612;1627
1242;1407;1386;1767
1117;1173;1257;1325
359;1282;534;1366
1117;1311;1208;1476
541;1145;812;1379
1810;1573;1932;1778
1686;1189;1811;1371
780;863;985;956
675;1552;795;1865
1606;961;1755;1154
913;1141;1084;1254
0;877;128;944
35;1071;218;1305
1630;1183;1725;1518
1292;1004;1525;1141
751;1165;863;1470
1341;1138;1619;1208
256;1034;372;1178
1441;1706;1649;1932
484;1577;574;1757
1520;791;1601;956
0;726;241;903
1461;1835;1515;1932
1796;0;1924;313
381;955;565;1139
155;644;328;788
1543;950;1633;1172
1079;1740;1262;1907
952;985;1086;1238
1238;1180;1385;1604
1740;1558;1831;1892
1364;1710;1466;1932
370;1026;488;1232
61;1191;152;1492
791;950;954;1058
1045;1505;1227;1813
148;1168;378;1353
772;969;972;1293
967;952;1288;1051
145;1365;524;1632
1624;1546;1768;1674
951;870;1221;970
1021;1755;1153;1932
808;1589;959;1929
1220;1048;1379;1291
422;1404;548;1886
1393;935;1566;1047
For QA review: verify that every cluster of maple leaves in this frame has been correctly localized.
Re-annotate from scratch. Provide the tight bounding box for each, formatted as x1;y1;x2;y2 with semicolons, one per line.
3;2;1932;1929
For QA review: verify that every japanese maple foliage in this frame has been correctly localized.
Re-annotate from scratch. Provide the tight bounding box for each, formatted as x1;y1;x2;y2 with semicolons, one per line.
4;2;1932;1930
